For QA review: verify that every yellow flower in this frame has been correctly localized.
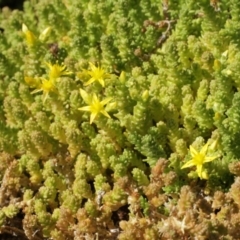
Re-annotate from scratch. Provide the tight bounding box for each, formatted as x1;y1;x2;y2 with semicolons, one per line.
38;26;51;41
181;142;219;179
84;62;110;87
22;24;36;46
45;62;72;80
31;79;56;103
78;89;112;124
119;71;126;83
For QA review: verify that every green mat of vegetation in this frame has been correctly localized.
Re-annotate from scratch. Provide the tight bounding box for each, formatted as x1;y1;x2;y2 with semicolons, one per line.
0;0;240;239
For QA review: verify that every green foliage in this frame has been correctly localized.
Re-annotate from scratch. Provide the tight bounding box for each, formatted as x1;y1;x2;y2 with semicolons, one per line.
1;0;240;239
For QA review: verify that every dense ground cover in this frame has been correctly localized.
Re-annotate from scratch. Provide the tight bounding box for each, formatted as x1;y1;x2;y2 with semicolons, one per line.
1;0;240;239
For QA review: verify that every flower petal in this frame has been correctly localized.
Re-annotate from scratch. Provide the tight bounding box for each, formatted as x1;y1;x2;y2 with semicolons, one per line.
91;94;98;103
201;170;208;180
189;145;198;157
84;77;96;86
98;78;105;87
101;97;112;106
89;62;97;71
204;155;219;163
22;23;28;33
196;164;203;178
78;106;91;112
101;110;111;118
31;89;43;94
42;93;49;103
119;71;126;83
79;89;91;104
181;160;195;169
39;27;51;41
90;112;98;124
200;142;209;155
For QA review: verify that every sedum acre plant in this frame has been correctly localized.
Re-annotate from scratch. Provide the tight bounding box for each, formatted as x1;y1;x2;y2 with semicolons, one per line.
0;0;240;239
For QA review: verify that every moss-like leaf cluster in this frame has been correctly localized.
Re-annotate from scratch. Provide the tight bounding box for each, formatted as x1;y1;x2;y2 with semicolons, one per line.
0;0;240;239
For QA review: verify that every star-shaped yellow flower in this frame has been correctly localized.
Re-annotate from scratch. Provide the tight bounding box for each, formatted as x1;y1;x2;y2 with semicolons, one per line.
84;62;110;87
31;78;56;103
181;142;218;179
45;62;72;80
78;89;112;124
